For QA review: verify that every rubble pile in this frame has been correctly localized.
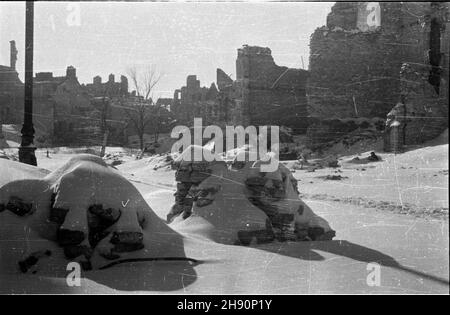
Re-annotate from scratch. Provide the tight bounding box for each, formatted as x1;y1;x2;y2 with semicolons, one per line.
146;153;174;170
102;152;125;166
168;150;225;223
306;118;385;151
169;146;336;244
0;154;179;270
0;150;9;160
0;149;17;161
244;164;300;241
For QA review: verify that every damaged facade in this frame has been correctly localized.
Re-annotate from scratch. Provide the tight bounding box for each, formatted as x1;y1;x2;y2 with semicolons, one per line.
307;2;449;149
0;41;131;146
85;73;129;97
234;45;309;131
171;45;309;133
171;75;218;125
0;41;23;126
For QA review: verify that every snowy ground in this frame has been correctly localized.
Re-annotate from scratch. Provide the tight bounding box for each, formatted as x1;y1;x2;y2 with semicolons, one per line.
0;141;448;294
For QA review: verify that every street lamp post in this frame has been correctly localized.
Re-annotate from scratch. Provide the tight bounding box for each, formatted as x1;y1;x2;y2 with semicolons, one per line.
19;1;37;166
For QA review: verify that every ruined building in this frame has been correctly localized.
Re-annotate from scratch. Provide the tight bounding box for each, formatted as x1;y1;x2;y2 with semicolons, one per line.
0;41;23;125
172;45;309;133
171;75;218;125
52;68;132;145
0;40;130;146
307;2;449;149
85;73;128;97
234;45;309;131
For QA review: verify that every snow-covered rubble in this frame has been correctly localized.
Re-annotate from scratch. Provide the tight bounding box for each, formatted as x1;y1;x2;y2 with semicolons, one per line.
169;145;335;244
0;154;183;273
0;149;18;161
0;150;9;160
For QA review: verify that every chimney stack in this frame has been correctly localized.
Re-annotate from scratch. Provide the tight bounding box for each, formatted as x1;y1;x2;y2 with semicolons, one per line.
10;40;18;71
66;66;76;80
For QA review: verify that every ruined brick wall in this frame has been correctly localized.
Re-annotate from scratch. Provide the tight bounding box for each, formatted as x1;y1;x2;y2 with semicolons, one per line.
171;46;309;132
0;41;24;125
216;69;243;126
52;67;100;145
384;62;448;151
85;74;128;97
32;79;59;141
235;45;309;132
217;68;233;91
1;62;61;140
0;65;23;124
383;2;449;150
171;75;219;126
308;2;409;120
400;63;447;145
308;2;449;148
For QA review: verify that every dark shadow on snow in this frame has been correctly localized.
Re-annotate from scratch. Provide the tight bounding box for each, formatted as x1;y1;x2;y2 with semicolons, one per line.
255;240;449;286
83;260;200;292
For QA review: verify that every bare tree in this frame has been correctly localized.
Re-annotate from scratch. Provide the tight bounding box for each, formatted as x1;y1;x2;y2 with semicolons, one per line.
98;96;110;157
122;66;162;152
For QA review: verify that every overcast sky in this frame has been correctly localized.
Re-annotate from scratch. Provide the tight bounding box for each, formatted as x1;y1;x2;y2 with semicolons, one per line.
0;1;333;98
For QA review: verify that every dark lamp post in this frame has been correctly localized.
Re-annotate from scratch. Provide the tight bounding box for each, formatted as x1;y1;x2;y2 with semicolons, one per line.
19;1;37;166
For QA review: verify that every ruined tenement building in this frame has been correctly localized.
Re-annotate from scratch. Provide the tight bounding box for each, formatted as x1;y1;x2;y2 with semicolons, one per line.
0;41;23;125
0;40;130;146
171;75;218;125
85;73;128;97
307;2;449;148
53;68;131;145
234;45;309;131
172;45;309;132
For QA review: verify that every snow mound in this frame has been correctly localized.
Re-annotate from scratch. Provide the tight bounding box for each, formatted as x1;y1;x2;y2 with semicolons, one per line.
170;146;335;245
0;155;184;274
0;149;10;159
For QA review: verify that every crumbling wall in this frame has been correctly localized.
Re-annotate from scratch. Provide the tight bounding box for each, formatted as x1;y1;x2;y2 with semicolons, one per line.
384;62;448;151
307;117;385;150
217;68;233;91
0;59;23;124
401;63;448;144
308;2;408;120
308;28;404;119
85;74;128;97
235;45;309;132
52;67;100;146
171;46;309;132
308;2;449;148
383;2;449;151
216;69;243;126
171;75;218;125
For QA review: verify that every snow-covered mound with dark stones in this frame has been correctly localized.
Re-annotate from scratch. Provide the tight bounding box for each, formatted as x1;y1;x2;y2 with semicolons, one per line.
0;154;184;273
169;146;335;245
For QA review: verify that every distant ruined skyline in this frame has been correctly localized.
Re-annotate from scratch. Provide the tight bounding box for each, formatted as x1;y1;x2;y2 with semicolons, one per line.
0;1;333;98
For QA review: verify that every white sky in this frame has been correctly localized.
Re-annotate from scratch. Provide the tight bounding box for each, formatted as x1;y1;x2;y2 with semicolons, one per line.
0;1;334;98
